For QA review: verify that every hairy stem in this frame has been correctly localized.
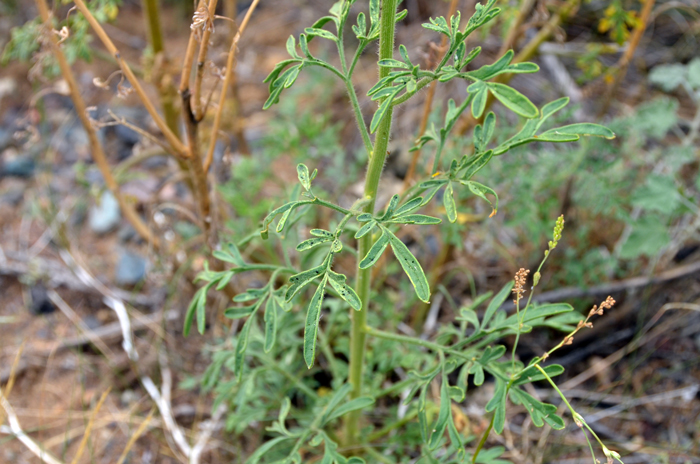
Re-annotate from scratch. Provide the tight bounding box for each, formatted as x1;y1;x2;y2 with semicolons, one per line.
346;0;398;446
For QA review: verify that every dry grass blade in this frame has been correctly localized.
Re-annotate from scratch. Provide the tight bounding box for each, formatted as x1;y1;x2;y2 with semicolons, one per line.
0;342;25;426
116;408;156;464
47;289;117;362
70;387;111;464
0;391;66;464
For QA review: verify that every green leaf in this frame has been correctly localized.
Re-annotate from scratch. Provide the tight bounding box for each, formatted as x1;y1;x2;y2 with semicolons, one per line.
286;261;328;301
514;364;564;386
369;0;379;27
541;123;615;139
461;150;493;181
482;281;513;328
539;97;569;126
462;180;499;215
297;236;334;251
470;364;485;385
448;385;465;402
399;44;412;66
304;27;338;41
304;276;328;368
324;396;375;423
471;85;487;119
498;303;573;329
486;378;507;434
322;384;353;423
385;228;431;303
378;58;410;69
381;194;400;220
297;163;312;190
299;33;312;58
261;201;299;239
429;372;452;449
359;231;390;269
467;50;513;81
370;87;402;133
213;241;245;266
393;197;423;216
276;207;294;233
234;300;262;382
478;345;506;364
327;270;362;311
286;35;299;59
354;220;376;239
264;294;278;353
386;214;441;225
224;305;256;319
541;312;584;332
444;182;457;223
505;62;539;74
244;437;292;464
458;307;480;330
487;82;538;118
184;284;210;336
510;388;565;429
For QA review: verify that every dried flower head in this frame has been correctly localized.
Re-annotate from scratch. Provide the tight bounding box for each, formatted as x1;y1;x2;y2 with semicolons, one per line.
191;2;214;40
512;268;530;304
589;296;615;317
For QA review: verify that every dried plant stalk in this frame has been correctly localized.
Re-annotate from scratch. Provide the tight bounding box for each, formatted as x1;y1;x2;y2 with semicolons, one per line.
34;0;160;247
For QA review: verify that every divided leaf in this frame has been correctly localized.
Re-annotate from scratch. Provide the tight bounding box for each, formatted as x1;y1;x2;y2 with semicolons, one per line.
385;228;431;303
304;276;328;368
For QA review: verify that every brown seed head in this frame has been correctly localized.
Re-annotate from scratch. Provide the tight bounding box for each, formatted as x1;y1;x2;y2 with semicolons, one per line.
513;268;530;303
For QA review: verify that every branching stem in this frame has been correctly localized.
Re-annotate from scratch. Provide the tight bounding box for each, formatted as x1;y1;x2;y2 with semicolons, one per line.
346;0;398;446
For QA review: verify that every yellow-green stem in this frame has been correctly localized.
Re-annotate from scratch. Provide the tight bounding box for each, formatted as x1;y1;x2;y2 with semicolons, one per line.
345;0;398;446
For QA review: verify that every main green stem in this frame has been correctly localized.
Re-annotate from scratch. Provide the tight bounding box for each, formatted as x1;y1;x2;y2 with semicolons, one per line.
345;0;398;446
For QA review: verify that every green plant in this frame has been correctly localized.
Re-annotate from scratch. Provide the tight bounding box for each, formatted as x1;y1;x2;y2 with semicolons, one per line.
186;0;623;462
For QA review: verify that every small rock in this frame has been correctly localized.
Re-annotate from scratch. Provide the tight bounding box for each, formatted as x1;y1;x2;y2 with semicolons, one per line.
82;315;101;331
89;191;121;234
1;188;24;206
120;389;139;406
29;283;55;315
115;251;148;286
117;223;137;243
1;156;35;178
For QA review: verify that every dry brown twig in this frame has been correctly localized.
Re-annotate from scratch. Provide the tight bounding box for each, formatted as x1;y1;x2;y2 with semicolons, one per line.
203;0;262;173
33;0;159;247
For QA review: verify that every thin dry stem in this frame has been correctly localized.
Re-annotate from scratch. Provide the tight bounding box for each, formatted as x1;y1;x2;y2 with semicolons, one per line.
72;0;188;158
0;392;66;464
116;408;156;464
35;0;160;247
193;0;220;120
203;0;262;173
69;388;111;464
598;0;657;116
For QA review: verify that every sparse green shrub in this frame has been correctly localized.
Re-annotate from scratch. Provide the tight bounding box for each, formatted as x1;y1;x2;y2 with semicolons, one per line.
186;1;625;462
